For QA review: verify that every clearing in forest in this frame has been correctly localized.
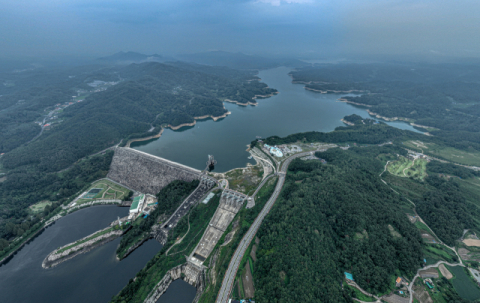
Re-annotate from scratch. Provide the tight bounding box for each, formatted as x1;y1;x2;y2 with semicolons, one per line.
29;201;53;214
387;156;427;180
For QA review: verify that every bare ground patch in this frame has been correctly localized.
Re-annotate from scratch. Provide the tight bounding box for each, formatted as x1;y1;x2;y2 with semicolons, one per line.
413;285;433;303
419;268;439;278
241;262;255;298
250;244;257;262
439;264;453;279
388;224;401;238
464;239;480;247
384;294;409;303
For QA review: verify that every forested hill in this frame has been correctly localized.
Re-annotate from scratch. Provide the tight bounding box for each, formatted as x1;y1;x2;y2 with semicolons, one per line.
254;146;423;301
0;62;276;171
0;61;275;248
289;63;480;151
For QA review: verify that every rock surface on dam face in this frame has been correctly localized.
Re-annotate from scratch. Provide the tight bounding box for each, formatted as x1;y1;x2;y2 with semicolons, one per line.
107;147;201;195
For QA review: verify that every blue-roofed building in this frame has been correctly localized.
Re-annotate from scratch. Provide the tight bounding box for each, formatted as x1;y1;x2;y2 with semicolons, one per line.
345;272;354;281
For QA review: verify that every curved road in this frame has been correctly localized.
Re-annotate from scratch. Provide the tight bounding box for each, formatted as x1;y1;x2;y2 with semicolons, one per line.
215;151;314;303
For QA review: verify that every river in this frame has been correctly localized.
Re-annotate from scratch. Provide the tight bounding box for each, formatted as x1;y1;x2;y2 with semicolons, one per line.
0;206;166;303
132;66;421;172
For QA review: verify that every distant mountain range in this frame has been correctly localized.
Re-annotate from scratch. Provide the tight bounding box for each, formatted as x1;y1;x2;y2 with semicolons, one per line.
97;51;309;69
177;51;309;70
97;51;168;64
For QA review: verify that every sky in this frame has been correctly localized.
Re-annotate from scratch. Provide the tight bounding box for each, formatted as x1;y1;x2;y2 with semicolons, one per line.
1;0;479;60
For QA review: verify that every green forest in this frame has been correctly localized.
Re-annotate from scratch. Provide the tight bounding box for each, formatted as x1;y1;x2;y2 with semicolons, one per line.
0;151;113;254
0;61;276;249
253;146;423;302
290;63;480;152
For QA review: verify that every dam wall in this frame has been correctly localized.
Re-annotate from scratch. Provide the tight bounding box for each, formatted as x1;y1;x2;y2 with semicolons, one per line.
107;148;202;195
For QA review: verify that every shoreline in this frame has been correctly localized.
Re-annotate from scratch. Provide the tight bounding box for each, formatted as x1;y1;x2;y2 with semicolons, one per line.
126;128;164;147
306;87;364;94
366;109;410;122
336;98;372;107
340;118;355;126
42;226;123;269
224;99;257;106
0;225;46;265
168;111;232;130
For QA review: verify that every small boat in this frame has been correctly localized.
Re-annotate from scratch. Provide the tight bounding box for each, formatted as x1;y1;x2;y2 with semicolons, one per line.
248;155;253;159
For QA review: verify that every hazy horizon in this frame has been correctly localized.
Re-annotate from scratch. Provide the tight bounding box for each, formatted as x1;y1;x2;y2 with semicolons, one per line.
1;0;479;62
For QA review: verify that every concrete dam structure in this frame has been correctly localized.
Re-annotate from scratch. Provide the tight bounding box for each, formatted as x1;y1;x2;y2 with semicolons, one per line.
107;147;203;195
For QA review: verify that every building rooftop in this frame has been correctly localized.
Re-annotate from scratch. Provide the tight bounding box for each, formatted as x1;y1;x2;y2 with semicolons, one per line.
130;194;145;211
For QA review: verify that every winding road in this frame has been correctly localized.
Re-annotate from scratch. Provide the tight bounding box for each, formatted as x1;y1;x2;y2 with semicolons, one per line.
215;151;314;303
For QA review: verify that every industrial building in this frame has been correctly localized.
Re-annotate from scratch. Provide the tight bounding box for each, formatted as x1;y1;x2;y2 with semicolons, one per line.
264;144;283;157
130;194;145;214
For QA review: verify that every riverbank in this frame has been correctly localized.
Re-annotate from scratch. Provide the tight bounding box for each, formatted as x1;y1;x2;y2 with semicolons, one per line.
168;111;232;130
341;118;355;126
306;87;364;94
337;98;372;107
43;225;123;268
366;109;412;122
224;99;258;106
126;128;164;147
0;224;46;265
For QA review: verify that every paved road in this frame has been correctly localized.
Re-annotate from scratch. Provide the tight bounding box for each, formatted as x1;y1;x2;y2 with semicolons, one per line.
215;151;313;303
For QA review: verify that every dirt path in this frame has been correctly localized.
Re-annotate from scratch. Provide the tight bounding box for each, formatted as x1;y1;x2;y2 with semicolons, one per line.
346;280;379;300
165;214;191;256
402;159;416;177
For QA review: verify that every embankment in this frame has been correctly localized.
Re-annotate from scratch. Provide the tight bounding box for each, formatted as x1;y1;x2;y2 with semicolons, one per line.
42;226;123;268
116;236;151;261
144;263;206;303
126;128;164;147
305;87;364;94
336;98;372;107
168;111;231;130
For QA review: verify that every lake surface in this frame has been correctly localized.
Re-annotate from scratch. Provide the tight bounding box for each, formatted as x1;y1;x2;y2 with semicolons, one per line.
0;206;167;303
133;66;421;172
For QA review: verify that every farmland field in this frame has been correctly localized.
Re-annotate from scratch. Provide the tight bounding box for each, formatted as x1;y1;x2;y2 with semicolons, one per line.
447;265;480;301
404;141;480;166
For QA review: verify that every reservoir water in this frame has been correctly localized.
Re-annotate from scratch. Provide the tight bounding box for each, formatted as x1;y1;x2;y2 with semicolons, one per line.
133;66;421;172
